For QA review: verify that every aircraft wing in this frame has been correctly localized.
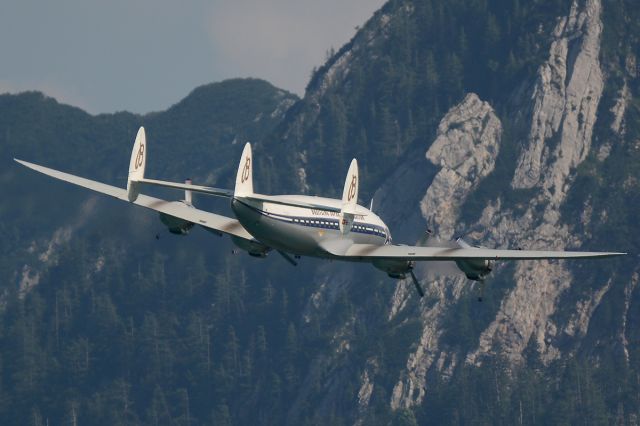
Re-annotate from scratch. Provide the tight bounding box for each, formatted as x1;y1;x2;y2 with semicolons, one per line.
325;243;624;260
14;159;254;241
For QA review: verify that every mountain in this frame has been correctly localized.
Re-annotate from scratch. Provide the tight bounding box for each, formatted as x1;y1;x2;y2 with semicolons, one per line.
274;0;640;424
2;0;640;424
1;78;296;290
0;79;301;424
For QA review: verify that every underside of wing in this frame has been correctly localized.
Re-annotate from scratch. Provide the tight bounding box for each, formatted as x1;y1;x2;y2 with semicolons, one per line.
327;243;625;261
14;159;254;241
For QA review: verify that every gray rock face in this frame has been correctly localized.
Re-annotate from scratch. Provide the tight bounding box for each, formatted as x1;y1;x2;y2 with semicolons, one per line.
420;93;502;239
610;82;630;136
469;0;604;367
272;0;635;421
389;275;468;410
17;197;99;300
621;273;638;365
383;93;502;410
378;0;611;411
305;89;502;416
356;357;379;424
512;0;603;202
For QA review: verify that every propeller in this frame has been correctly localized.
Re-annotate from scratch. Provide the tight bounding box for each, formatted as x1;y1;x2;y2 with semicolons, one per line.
421;229;495;302
455;236;494;302
277;250;298;266
416;229;462;278
477;279;486;302
409;270;425;298
406;228;496;301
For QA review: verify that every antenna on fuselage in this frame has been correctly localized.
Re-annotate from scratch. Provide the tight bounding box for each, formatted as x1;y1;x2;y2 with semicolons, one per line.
369;197;374;212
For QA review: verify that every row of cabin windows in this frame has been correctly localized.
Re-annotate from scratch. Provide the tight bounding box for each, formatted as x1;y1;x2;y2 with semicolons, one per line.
290;218;385;237
292;218;338;228
354;225;386;237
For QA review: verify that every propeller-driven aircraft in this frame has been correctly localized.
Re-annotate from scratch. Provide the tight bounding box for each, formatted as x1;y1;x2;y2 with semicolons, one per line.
15;127;625;299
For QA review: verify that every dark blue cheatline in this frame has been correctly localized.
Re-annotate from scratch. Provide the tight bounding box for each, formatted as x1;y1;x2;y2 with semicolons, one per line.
237;200;388;239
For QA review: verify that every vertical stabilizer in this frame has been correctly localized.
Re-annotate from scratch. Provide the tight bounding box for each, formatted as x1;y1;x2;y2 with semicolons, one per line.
184;178;193;205
340;158;358;233
341;158;358;213
234;142;254;197
127;127;146;202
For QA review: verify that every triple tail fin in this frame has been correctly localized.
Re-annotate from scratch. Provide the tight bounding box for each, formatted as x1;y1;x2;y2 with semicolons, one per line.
340;158;358;233
234;142;254;197
341;159;358;214
127;127;146;202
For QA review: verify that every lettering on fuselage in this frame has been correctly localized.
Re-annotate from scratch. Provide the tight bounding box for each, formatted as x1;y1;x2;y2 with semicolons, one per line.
310;209;365;221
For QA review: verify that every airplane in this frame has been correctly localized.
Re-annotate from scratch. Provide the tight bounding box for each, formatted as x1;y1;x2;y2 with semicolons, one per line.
15;127;625;300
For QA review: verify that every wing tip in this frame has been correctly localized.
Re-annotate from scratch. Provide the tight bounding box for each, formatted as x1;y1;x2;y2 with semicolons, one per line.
594;251;626;257
14;158;33;168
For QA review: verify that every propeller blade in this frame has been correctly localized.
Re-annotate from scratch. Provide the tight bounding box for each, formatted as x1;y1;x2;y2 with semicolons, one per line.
277;250;298;266
455;237;473;248
418;229;457;248
409;270;424;298
477;279;486;302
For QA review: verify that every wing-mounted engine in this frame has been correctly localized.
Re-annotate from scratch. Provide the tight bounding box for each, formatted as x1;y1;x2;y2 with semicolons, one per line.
453;237;494;281
372;258;426;298
455;258;494;281
230;236;271;258
416;231;495;300
160;207;195;235
159;179;195;235
372;258;414;279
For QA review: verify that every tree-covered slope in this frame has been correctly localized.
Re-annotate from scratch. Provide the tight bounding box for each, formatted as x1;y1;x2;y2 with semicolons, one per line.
1;0;640;424
0;79;303;424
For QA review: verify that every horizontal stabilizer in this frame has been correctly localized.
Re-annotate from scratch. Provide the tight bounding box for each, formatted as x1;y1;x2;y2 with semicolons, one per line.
139;180;355;213
139;178;233;198
240;194;343;213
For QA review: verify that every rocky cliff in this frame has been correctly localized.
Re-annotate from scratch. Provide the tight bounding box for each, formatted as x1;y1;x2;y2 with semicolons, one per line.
2;0;639;424
281;0;640;422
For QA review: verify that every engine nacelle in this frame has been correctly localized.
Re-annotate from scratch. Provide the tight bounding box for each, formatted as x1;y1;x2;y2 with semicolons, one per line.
372;259;415;279
159;209;194;235
231;236;271;258
455;259;494;281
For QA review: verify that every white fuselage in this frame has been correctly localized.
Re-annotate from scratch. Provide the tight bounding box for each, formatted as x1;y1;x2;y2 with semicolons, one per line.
231;195;390;257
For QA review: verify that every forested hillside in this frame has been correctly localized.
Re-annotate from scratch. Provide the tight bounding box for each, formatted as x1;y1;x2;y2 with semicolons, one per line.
0;79;311;424
2;0;640;424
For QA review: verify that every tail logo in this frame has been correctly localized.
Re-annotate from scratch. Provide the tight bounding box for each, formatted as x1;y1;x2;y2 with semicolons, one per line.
347;175;357;201
134;143;145;170
241;157;251;183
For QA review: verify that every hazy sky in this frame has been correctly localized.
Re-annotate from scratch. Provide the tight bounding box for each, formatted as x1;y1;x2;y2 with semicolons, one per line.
0;0;385;114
